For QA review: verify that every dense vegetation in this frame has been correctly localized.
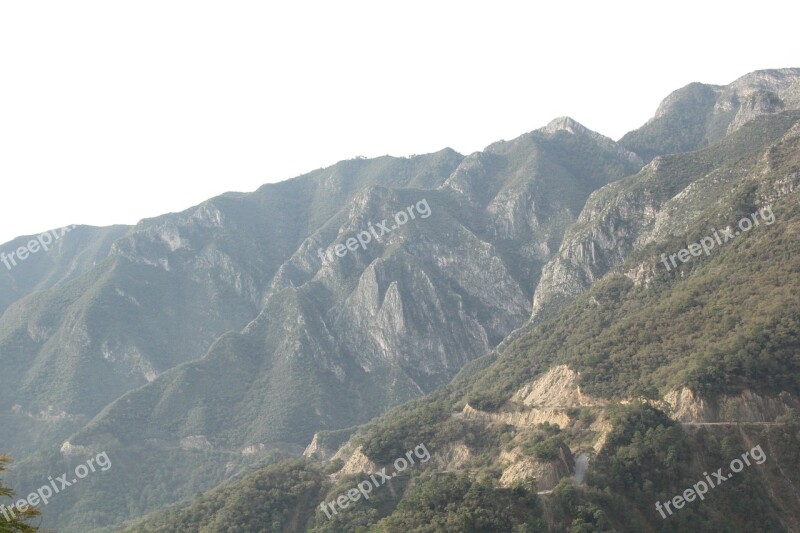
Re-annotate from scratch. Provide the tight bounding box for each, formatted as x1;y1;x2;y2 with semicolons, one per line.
120;460;328;533
580;404;795;532
618;82;730;161
521;423;565;461
371;474;543;532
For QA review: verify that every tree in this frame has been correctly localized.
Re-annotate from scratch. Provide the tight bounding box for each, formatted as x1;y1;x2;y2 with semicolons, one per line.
0;456;39;533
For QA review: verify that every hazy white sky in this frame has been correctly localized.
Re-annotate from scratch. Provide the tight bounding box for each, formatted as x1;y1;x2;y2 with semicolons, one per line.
1;1;798;243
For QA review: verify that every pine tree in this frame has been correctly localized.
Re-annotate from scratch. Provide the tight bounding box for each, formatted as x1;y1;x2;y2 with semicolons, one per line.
0;456;39;533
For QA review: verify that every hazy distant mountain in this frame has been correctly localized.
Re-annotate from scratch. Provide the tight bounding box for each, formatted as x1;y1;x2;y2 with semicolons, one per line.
0;224;129;314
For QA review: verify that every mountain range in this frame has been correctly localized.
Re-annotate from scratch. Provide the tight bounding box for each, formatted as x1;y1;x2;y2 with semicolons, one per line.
2;67;799;532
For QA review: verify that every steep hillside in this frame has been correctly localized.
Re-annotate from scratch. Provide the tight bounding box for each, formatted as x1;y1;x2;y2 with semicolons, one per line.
122;103;800;533
0;151;467;459
533;109;800;318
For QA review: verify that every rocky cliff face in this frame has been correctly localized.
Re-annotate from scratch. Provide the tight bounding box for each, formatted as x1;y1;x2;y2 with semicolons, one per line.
619;68;800;161
722;69;800;134
664;387;798;423
533;110;800;318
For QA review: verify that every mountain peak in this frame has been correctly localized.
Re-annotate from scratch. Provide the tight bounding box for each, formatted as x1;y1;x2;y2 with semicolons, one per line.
541;116;588;135
620;67;800;162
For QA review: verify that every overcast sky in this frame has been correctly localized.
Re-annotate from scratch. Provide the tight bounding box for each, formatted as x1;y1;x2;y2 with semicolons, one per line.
1;1;798;243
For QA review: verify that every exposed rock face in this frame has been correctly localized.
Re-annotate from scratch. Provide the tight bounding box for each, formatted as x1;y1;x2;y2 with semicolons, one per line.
534;109;800;318
337;447;379;477
461;366;614;457
664;387;798;423
303;434;331;460
722;69;800;134
241;443;269;456
511;365;606;408
462;403;571;429
532;181;658;316
431;442;472;471
498;445;574;490
59;441;91;457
